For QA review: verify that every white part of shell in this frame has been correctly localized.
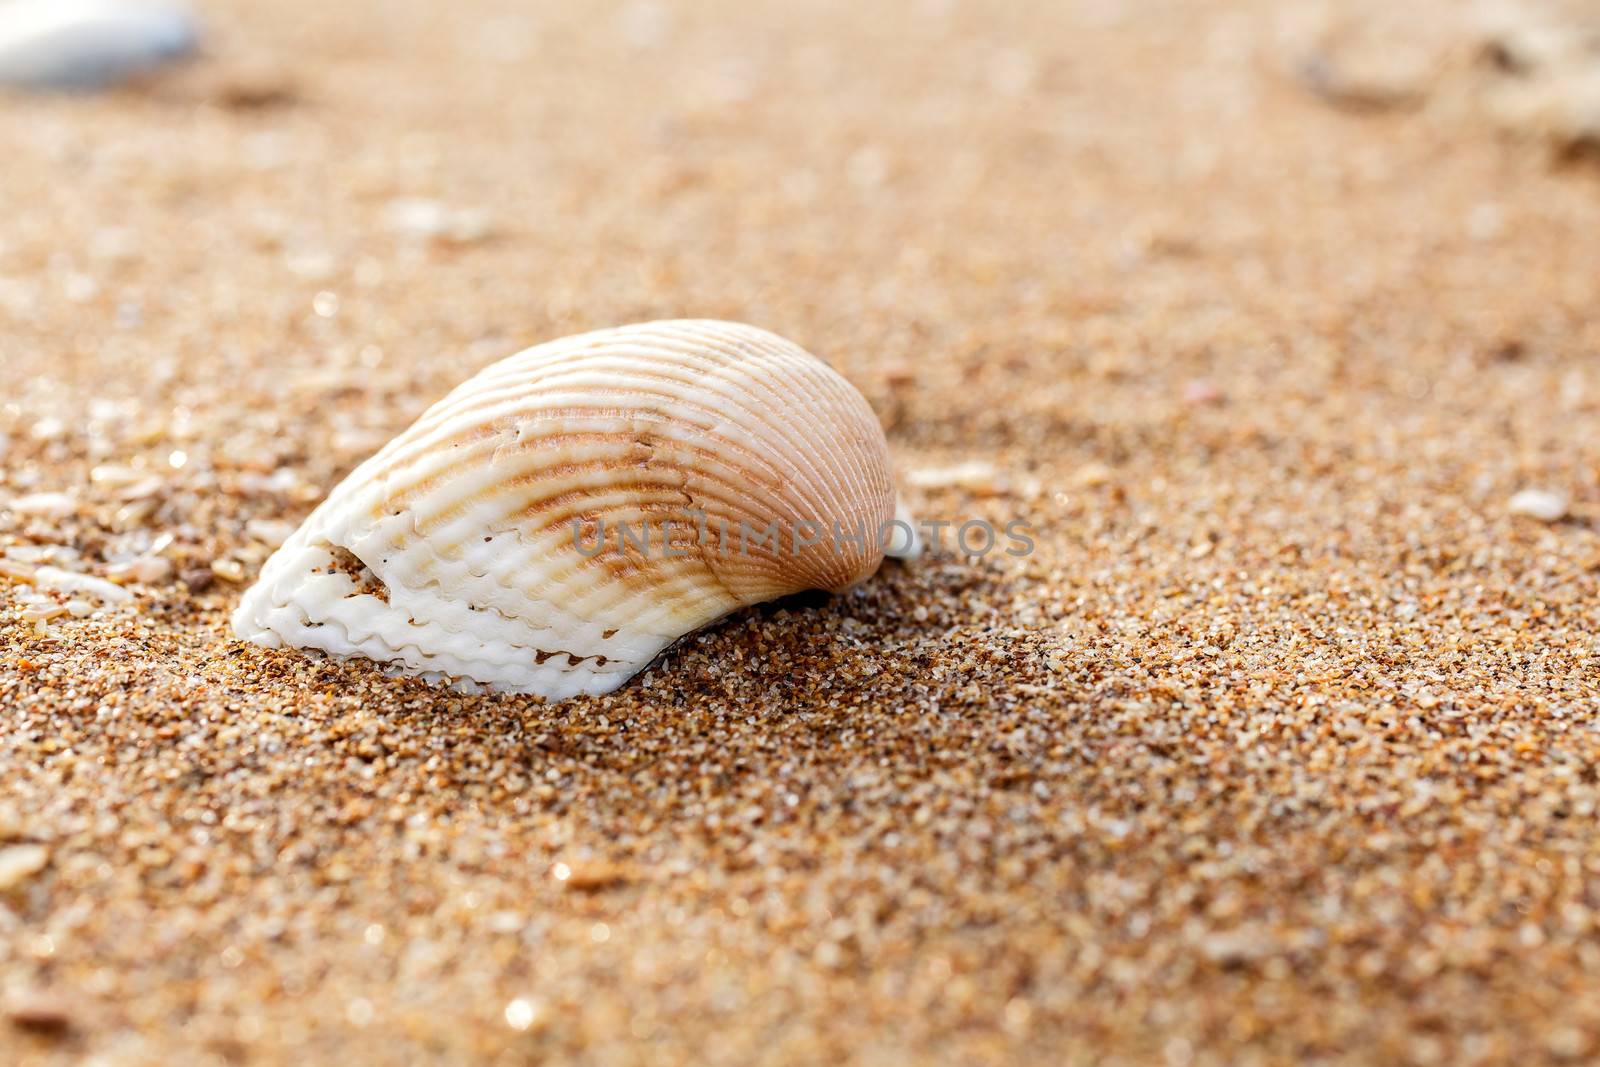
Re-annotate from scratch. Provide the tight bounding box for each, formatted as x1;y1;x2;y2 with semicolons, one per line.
233;320;900;700
885;497;922;559
0;0;197;90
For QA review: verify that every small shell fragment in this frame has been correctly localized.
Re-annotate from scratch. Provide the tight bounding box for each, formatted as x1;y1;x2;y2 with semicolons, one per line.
32;566;133;604
0;844;49;891
0;557;38;583
6;491;76;518
906;460;1005;494
245;518;296;547
234;320;910;699
386;198;496;245
106;555;173;585
1508;488;1568;522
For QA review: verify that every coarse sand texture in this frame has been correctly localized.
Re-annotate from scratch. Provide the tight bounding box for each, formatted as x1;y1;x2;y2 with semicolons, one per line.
5;0;1600;1064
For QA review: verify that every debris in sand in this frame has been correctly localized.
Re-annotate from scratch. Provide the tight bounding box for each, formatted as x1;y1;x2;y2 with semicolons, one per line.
1288;1;1600;162
179;567;215;592
0;843;49;891
551;859;634;893
1508;488;1569;522
1475;10;1600;160
210;557;247;584
106;554;174;585
32;565;134;604
1283;3;1454;113
245;518;296;547
7;491;76;518
0;557;37;583
386;199;497;245
1294;48;1434;113
905;460;1007;494
4;989;72;1035
1181;379;1225;406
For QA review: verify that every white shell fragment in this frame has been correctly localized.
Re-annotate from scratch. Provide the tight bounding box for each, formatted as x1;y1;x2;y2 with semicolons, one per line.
33;565;133;604
234;320;907;700
1508;488;1568;523
0;0;197;91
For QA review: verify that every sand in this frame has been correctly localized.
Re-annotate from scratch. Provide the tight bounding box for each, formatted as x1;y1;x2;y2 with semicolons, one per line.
4;0;1600;1063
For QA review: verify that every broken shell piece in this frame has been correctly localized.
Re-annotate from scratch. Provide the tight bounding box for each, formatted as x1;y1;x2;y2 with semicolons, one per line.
386;199;497;245
1508;488;1568;522
233;320;908;700
906;460;1008;495
105;555;173;585
7;491;76;518
0;557;37;583
0;843;49;890
244;517;296;547
33;565;133;604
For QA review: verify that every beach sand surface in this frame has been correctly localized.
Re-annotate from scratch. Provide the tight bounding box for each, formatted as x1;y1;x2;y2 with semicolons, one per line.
4;0;1600;1063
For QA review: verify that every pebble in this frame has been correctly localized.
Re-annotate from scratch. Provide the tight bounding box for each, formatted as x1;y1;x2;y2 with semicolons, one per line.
1508;488;1568;522
210;557;247;584
905;460;1007;495
8;491;76;518
32;565;134;604
245;518;296;547
91;463;165;500
385;199;497;245
1181;378;1225;406
553;860;633;893
28;417;66;442
0;843;50;891
179;567;215;592
0;0;198;91
113;498;158;530
17;595;69;624
1291;4;1600;164
106;555;174;585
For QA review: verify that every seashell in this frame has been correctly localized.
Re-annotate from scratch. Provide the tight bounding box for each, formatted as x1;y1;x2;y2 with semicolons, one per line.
233;320;916;700
0;0;197;91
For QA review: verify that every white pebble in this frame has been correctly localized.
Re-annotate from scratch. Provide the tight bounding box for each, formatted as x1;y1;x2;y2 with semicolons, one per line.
28;417;65;442
1508;489;1568;522
906;460;1005;493
0;844;49;891
245;518;296;547
7;491;76;517
33;565;134;604
106;555;173;585
386;198;496;244
19;601;68;624
210;557;247;584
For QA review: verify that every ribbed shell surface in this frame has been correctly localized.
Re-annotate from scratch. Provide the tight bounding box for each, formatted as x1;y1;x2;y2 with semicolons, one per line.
231;320;898;699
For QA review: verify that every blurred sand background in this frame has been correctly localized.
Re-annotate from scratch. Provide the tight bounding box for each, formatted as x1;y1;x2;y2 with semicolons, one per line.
5;0;1600;1064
